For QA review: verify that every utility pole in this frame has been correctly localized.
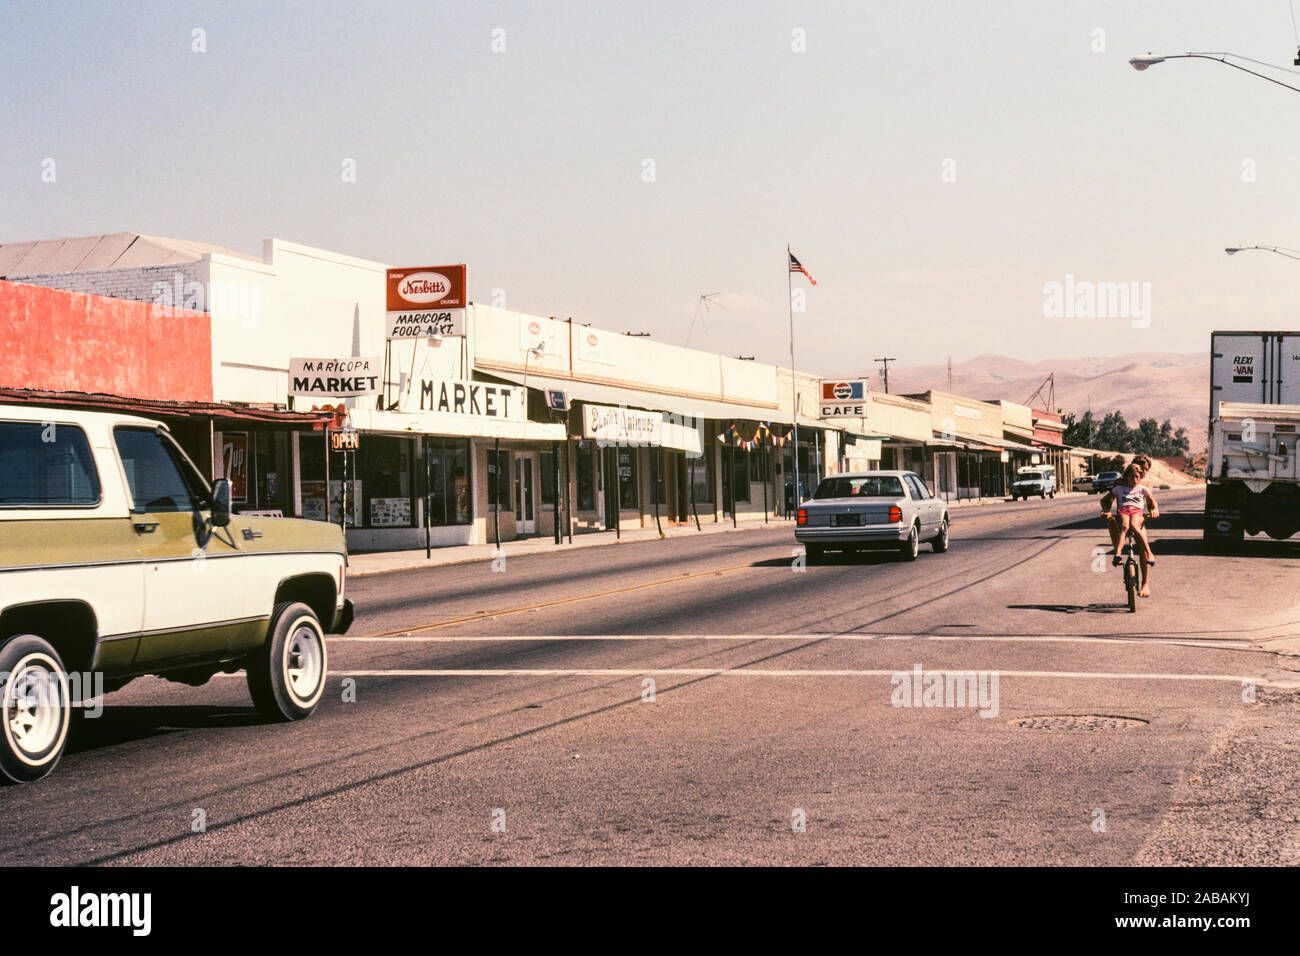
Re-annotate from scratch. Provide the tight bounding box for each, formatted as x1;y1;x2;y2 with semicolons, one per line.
947;356;953;391
875;357;896;394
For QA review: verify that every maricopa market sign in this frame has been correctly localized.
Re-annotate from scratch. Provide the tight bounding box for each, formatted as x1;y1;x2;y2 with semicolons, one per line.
289;357;382;397
386;265;467;338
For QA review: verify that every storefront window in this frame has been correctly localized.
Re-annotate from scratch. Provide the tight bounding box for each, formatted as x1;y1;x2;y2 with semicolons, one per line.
299;434;328;521
425;438;471;526
254;432;290;512
539;451;557;510
486;448;510;512
732;448;751;503
618;447;638;509
690;435;714;504
353;435;413;528
576;440;595;511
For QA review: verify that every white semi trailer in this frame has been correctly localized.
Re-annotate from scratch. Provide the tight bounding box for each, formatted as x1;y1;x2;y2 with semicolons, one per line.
1204;331;1300;552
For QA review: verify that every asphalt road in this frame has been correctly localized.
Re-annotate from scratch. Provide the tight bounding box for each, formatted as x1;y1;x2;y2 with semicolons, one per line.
4;488;1299;865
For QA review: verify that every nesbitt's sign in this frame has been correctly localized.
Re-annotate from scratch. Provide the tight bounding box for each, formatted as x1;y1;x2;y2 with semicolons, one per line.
289;357;382;397
819;379;867;418
386;265;467;339
401;377;524;420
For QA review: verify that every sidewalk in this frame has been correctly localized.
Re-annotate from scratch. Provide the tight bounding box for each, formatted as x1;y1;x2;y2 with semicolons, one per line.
344;490;1101;577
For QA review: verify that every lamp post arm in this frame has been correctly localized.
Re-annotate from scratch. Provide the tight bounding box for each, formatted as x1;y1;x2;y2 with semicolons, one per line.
1162;52;1300;94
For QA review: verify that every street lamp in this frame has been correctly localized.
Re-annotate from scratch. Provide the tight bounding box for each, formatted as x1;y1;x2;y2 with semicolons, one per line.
1128;51;1300;95
1224;245;1300;263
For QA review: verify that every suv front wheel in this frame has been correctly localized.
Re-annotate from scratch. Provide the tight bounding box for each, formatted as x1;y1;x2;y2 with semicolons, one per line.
0;635;71;783
247;602;329;721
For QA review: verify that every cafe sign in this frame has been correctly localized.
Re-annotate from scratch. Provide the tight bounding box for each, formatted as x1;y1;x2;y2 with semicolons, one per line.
386;265;467;339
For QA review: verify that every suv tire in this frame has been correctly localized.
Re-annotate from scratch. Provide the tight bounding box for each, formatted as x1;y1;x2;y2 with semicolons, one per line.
0;635;71;783
248;602;329;721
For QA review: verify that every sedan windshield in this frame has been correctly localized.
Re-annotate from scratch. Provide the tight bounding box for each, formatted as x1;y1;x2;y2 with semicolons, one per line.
814;476;905;499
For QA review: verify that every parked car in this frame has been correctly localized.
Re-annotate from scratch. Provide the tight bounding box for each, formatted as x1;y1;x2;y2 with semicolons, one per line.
1010;465;1057;500
0;404;353;782
795;470;949;562
1071;474;1096;494
1093;471;1123;494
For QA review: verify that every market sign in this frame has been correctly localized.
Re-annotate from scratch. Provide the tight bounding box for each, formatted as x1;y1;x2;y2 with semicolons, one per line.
289;357;382;397
582;403;703;454
401;377;525;420
819;379;867;418
386;265;467;339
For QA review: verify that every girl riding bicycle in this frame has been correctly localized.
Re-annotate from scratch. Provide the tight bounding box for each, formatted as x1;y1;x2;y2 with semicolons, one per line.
1101;463;1159;595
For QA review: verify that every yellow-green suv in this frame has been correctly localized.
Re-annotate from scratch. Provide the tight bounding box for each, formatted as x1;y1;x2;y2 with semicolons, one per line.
0;404;352;782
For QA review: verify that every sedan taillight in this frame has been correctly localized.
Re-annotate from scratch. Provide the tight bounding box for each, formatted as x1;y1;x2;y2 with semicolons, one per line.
888;506;902;523
797;509;807;525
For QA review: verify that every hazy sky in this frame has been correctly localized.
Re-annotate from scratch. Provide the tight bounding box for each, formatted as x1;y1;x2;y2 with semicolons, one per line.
7;1;1300;375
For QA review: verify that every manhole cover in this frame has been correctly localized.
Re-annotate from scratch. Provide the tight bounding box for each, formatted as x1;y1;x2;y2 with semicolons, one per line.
1010;715;1148;731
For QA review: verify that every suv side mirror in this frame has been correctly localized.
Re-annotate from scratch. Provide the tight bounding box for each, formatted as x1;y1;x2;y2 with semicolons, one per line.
211;478;232;527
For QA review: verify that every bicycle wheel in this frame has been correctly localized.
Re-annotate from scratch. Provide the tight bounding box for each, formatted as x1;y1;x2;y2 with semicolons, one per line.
1124;559;1138;613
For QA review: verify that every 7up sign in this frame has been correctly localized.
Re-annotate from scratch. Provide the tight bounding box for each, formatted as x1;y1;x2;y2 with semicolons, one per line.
820;380;867;419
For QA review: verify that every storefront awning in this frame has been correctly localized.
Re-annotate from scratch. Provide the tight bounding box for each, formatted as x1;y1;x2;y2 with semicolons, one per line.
483;369;822;429
0;386;332;429
349;407;566;442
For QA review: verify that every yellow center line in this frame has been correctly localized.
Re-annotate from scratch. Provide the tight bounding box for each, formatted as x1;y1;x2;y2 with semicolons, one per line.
364;561;760;638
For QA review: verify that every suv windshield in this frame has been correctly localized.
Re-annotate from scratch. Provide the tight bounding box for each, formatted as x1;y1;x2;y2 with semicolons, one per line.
815;475;905;499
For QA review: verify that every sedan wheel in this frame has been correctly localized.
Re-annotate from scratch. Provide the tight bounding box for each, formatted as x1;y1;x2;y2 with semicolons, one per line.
931;518;950;553
900;523;920;561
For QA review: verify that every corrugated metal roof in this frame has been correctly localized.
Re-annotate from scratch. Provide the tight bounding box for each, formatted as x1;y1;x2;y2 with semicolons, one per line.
0;387;329;427
0;232;259;277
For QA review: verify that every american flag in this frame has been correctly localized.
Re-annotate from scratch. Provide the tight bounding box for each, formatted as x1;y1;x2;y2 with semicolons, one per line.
789;252;817;286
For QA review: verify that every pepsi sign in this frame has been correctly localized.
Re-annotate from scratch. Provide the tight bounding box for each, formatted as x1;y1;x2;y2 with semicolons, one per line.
820;379;867;419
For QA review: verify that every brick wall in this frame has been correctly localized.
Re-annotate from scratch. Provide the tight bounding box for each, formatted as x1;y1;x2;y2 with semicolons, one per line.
6;263;202;308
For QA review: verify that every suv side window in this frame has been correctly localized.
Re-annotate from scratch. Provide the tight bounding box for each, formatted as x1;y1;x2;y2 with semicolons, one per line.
905;474;929;500
0;421;101;506
113;427;206;513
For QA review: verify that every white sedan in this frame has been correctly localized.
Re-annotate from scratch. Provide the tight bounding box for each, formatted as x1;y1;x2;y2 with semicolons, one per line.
795;470;950;563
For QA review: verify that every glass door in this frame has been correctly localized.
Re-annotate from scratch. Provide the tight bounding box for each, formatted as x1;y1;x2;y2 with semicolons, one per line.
515;455;536;534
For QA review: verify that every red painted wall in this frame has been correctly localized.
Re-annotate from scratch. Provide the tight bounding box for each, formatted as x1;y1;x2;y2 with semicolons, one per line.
0;280;212;402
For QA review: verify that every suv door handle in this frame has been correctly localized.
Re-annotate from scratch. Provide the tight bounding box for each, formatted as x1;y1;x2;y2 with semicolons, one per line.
133;521;159;534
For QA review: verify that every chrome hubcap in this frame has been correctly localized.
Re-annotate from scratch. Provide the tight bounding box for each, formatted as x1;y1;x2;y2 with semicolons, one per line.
285;623;324;702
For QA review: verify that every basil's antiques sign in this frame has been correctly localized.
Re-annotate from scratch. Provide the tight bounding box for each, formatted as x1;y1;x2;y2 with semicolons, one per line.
400;377;525;420
582;403;703;454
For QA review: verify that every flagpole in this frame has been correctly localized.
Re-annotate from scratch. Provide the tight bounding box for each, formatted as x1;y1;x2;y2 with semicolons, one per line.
787;243;799;520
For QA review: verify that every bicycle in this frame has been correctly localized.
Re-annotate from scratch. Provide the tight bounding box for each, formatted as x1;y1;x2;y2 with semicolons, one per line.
1119;525;1141;613
1111;512;1156;613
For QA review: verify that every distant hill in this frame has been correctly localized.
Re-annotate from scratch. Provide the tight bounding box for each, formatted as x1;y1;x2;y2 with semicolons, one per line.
861;352;1210;452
